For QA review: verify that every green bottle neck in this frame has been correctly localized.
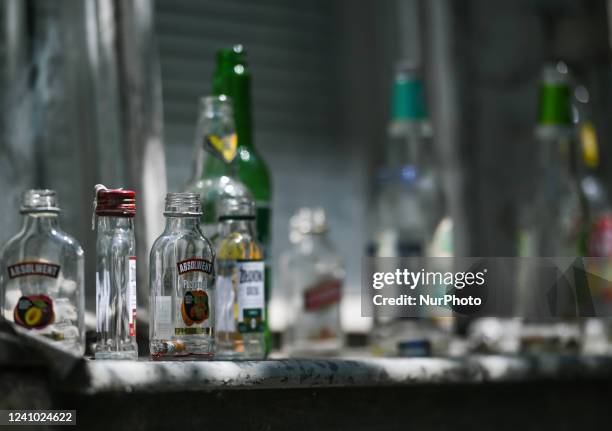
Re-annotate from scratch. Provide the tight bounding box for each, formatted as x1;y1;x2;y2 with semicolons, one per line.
213;60;254;150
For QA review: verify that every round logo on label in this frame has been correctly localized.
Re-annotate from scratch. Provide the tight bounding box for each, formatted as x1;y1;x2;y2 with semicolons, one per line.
13;295;55;329
180;290;209;326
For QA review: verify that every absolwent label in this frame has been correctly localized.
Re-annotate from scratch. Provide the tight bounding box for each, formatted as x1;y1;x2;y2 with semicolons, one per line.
8;261;60;279
176;258;212;275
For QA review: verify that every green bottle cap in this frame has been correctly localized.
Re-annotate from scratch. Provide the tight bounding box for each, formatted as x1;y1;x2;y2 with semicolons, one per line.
537;63;572;126
392;63;427;121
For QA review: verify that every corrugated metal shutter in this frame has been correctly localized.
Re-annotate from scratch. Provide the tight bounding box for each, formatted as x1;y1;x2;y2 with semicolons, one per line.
154;0;338;190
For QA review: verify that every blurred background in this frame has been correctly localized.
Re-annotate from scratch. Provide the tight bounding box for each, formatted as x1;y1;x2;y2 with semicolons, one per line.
0;0;611;338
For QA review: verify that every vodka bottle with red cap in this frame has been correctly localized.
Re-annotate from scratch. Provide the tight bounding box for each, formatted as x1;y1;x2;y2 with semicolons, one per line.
93;185;138;359
0;189;85;355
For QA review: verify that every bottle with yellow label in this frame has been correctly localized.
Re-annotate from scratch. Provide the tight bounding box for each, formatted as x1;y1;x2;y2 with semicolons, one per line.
215;196;266;359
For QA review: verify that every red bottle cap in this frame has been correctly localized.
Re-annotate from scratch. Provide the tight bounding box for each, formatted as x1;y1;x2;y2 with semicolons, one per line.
96;189;136;217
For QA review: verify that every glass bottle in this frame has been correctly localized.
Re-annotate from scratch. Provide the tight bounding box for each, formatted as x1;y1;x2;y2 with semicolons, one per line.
281;208;344;357
93;186;138;359
0;189;85;355
368;62;447;357
517;62;585;353
149;193;216;360
213;45;273;351
215;197;266;359
184;95;253;240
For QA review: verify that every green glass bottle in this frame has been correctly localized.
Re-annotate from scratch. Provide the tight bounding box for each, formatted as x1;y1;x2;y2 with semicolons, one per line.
213;45;272;352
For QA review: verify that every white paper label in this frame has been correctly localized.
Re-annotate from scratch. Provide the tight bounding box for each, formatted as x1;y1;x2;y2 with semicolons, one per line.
155;296;172;339
237;261;265;331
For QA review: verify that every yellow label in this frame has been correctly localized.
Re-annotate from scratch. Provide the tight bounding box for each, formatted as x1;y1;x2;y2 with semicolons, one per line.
581;122;599;168
205;133;238;163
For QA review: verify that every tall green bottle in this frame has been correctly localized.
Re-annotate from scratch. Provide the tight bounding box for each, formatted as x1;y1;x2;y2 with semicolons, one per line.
213;45;273;352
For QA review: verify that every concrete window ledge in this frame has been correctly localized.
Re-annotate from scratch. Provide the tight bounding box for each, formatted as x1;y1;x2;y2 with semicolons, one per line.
4;322;612;430
80;355;612;393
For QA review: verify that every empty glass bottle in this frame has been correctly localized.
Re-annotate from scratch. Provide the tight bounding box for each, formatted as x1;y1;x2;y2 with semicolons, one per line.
184;95;253;240
149;192;216;360
93;186;138;359
0;189;85;354
281;208;344;357
215;196;266;359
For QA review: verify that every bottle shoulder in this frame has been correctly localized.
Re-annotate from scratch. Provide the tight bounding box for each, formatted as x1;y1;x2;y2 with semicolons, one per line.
150;230;215;258
1;228;84;258
236;147;271;194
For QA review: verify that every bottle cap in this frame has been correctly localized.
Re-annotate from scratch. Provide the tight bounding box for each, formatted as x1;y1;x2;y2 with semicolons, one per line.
95;186;136;217
537;62;572;126
21;189;60;213
392;61;427;121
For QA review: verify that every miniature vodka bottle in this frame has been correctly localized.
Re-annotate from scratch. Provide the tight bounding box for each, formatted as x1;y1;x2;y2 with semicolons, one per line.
149;193;216;359
281;208;344;357
0;190;85;354
93;186;138;359
215;197;266;359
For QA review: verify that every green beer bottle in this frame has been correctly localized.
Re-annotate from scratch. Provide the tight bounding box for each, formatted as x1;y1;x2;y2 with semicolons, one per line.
213;45;273;352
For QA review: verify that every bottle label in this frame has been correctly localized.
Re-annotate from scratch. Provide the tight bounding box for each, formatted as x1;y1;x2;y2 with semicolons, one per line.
180;290;210;326
304;279;342;312
588;215;612;257
204;133;238;163
236;261;265;333
128;257;137;337
13;295;55;330
154;296;172;339
177;258;213;275
7;261;60;279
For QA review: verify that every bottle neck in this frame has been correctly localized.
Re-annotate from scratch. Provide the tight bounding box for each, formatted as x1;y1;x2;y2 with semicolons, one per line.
296;231;329;253
192;143;236;181
386;120;431;169
233;77;253;149
164;216;201;232
219;218;256;237
96;216;134;233
21;212;60;232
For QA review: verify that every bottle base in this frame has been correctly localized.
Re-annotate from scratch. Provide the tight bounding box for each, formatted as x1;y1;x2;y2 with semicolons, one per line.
94;350;138;360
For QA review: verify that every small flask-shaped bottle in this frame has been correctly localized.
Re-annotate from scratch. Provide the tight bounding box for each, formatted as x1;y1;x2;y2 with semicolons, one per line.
150;193;216;359
215;197;266;359
93;186;138;359
0;190;85;354
281;208;344;357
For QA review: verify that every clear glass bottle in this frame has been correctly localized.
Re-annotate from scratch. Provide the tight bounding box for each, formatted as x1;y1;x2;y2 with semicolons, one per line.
93;186;138;360
0;189;85;354
368;62;448;357
517;62;584;354
281;208;344;357
184;95;253;240
149;192;216;360
215;197;266;359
